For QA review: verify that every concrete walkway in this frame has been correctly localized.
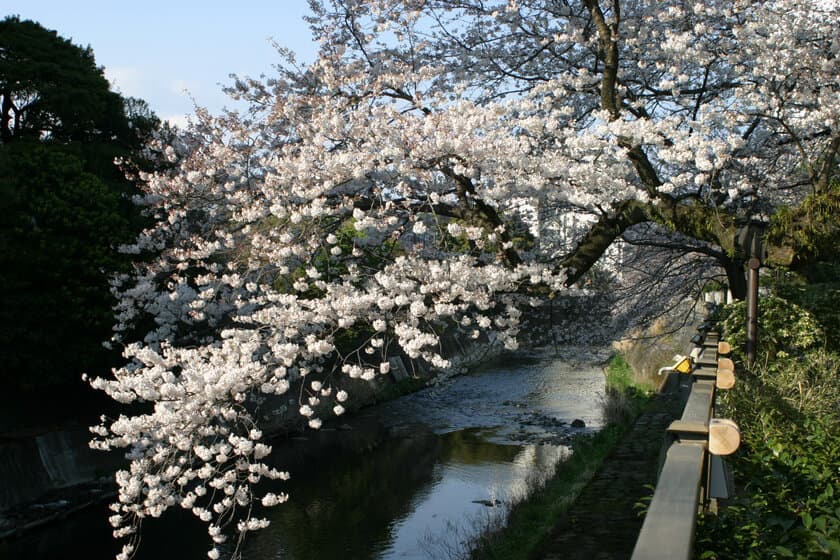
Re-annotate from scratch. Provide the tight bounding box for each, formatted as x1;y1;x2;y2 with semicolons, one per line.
535;391;684;559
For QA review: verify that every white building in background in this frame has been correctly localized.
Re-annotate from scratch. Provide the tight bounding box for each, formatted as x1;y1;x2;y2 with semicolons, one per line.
504;197;627;281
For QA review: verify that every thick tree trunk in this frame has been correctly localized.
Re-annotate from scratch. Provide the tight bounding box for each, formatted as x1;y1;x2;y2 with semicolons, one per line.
560;196;743;287
722;256;747;300
566;0;782;299
561;199;653;287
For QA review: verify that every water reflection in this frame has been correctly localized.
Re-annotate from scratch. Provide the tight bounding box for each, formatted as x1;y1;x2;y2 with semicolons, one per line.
244;428;442;559
382;435;568;560
244;429;568;560
0;501;210;560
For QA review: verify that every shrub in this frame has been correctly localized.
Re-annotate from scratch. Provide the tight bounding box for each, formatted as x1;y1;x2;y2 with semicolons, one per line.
697;291;840;559
717;295;824;361
774;281;840;352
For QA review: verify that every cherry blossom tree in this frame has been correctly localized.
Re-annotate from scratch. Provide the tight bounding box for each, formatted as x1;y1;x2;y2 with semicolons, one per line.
88;1;838;557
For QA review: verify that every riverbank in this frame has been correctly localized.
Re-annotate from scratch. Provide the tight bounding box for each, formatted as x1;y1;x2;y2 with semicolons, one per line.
532;390;682;559
467;352;681;560
0;426;121;542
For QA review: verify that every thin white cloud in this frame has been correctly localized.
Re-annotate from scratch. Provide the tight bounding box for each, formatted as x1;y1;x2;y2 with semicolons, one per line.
104;65;145;96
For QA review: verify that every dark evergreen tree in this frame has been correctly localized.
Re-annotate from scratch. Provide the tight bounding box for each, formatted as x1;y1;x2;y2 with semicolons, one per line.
0;16;159;393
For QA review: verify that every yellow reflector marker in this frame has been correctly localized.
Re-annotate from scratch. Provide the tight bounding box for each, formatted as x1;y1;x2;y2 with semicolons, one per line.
674;356;692;374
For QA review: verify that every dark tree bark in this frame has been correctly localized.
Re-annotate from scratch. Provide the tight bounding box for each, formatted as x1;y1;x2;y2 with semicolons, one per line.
722;256;748;300
0;91;13;143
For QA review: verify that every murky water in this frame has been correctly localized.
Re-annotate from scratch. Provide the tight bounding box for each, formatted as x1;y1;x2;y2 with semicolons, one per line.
1;350;606;560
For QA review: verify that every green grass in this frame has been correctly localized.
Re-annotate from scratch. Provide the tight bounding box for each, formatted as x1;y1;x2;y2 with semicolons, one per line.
606;353;656;394
605;353;635;391
601;354;655;425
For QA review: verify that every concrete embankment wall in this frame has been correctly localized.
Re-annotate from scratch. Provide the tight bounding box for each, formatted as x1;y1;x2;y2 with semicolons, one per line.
0;428;120;513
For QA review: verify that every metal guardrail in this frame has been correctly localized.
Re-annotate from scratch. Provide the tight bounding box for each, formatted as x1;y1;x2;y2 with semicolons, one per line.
631;329;739;560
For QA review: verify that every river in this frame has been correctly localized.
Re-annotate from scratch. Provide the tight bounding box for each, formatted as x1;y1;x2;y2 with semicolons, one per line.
1;350;607;560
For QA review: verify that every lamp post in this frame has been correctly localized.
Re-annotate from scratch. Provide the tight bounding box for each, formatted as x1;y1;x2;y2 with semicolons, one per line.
737;222;766;366
745;257;760;365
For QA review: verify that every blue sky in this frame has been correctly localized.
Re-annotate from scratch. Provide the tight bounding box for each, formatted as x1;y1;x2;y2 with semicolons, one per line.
3;1;318;126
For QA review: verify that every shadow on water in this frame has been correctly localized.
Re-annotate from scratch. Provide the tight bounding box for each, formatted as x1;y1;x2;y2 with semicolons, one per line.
245;426;443;559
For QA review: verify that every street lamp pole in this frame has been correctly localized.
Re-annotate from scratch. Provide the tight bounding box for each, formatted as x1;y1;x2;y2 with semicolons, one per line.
737;221;766;366
745;257;760;365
